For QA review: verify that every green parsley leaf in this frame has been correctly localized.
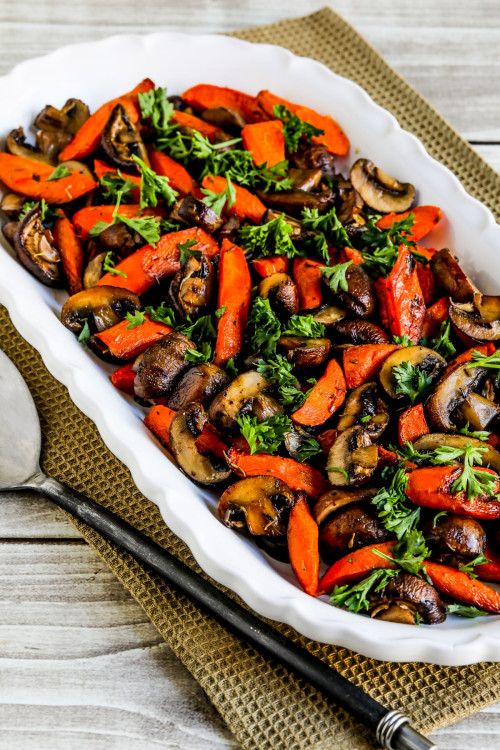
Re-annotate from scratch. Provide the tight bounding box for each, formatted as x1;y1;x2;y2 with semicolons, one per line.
470;349;500;370
459;422;490;442
447;603;489;618
273;105;324;153
125;310;147;329
429;319;456;359
374;528;430;577
393;360;434;404
239;213;297;258
224;357;239;379
371;466;421;540
77;319;91;344
116;214;161;246
215;306;227;319
359;213;417;278
177;238;201;266
19;198;61;228
103;251;128;278
320;261;353;293
180;314;217;349
393;335;415;347
160;218;181;234
432;511;448;528
132;155;178;209
46;164;71;181
144;302;179;327
326;466;350;481
184;342;212;364
458;553;490;579
256;355;306;408
282;314;326;338
99;170;136;203
18;200;40;221
301;232;331;264
393;441;427;463
236;414;292;455
430;442;500;501
246;297;282;358
296;435;322;462
330;568;399;613
138;87;174;132
302;206;352;249
201;173;236;216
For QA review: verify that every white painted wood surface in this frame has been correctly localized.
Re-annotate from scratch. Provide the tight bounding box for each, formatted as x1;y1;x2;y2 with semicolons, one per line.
0;2;499;748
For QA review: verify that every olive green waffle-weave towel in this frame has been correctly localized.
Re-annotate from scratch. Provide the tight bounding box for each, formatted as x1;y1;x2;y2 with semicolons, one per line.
2;8;500;750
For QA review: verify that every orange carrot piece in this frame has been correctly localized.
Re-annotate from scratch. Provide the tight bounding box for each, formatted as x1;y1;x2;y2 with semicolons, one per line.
194;424;228;462
144;404;176;451
253;256;289;277
181;83;266;124
287;494;320;596
241;120;285;167
201;175;267;224
385;246;425;342
398;404;429;445
291;359;346;427
171;110;223;142
227;447;328;499
97;227;220;295
257;89;349;156
421;297;449;339
377;446;399;468
316;428;338;455
0;153;97;204
406;466;500;519
149;149;199;197
443;343;495;377
59;78;155;161
425;561;500;614
110;363;136;394
374;277;390;330
95;316;172;359
319;542;397;594
376;206;442;241
416;260;437;305
72;204;164;242
214;239;252;367
342;344;399;389
52;211;84;295
93;159;141;200
475;541;500;582
343;246;364;266
293;257;323;310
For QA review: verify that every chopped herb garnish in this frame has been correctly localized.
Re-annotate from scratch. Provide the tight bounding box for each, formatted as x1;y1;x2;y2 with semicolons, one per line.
470;349;500;370
177;238;200;266
371;466;421;540
431;443;500;501
138;87;174;132
103;251;128;278
131;154;178;209
282;314;325;338
256;355;306;408
245;297;282;357
125;310;147;329
224;357;239;379
201;173;236;216
432;511;448;528
330;568;399;613
239;213;297;258
302;206;351;249
374;528;430;577
100;170;135;203
359;213;417;278
144;302;178;327
447;603;489;618
459;422;490;442
392;360;434;404
215;306;227;319
77;319;91;344
184;343;212;364
320;261;353;293
326;466;350;481
273;104;325;153
46;164;71;181
236;414;293;455
429;320;456;359
393;334;415;347
296;435;323;462
458;553;490;579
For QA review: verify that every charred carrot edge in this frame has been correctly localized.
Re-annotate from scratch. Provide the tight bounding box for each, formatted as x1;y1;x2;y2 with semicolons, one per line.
181;83;266;124
201;174;267;224
256;89;349;156
425;561;500;614
252;255;289;277
416;260;437;306
475;541;500;582
287;494;320;596
0;153;96;204
149;149;199;197
319;542;396;594
406;466;500;520
291;359;346;427
377;446;399;467
72;204;163;242
213;238;252;367
385;246;426;342
171;110;223;142
226;446;329;499
241;120;285;168
374;277;390;330
398;404;429;445
342;344;399;390
343;246;364;266
195;424;228;462
421;297;449;339
95;316;172;359
59;78;155;161
316;428;338;455
144;405;176;451
52;211;84;295
292;257;324;310
376;206;442;241
110;363;136;395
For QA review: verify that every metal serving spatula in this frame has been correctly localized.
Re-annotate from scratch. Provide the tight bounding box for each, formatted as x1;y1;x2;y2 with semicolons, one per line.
0;348;435;750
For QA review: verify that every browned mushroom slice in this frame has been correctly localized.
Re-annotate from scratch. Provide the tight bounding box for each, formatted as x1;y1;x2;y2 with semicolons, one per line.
369;573;446;625
310;303;347;327
169;255;214;318
0;192;25;218
35;98;90;135
449;298;500;342
328;263;375;319
457;392;500;431
218;476;294;536
177;195;224;234
169;403;231;485
327;426;377;486
13;207;61;286
350;159;415;214
61;285;140;334
413;433;500;473
257;187;335;216
208;370;272;434
257;273;299;317
83;252;107;289
337;382;389;438
2;220;18;245
319;503;388;563
168;363;230;410
337;188;365;226
425;363;487;431
201;106;246;131
218;214;241;244
6;127;53;164
35;130;72;163
287;168;322;192
251;393;285;421
101;103;149;170
424;515;486;567
430;248;479;303
134;331;192;400
334;319;389;345
313;486;377;526
98;222;143;257
277;336;331;369
379;346;446;400
291;142;337;179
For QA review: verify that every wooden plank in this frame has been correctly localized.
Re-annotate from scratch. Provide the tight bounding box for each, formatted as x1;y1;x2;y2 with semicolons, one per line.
1;492;82;539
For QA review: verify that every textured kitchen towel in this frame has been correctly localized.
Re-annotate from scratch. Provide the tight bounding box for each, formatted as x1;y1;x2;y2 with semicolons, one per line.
2;7;500;750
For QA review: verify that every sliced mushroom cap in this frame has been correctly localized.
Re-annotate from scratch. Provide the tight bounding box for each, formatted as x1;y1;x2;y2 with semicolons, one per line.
14;207;61;286
7;127;53;163
257;188;335;216
177;195;223;234
457;392;500;431
319;504;388;562
101;103;149;170
168;363;230;410
208;370;272;434
201;106;246;131
218;476;294;536
277;336;331;370
2;220;18;245
291;142;337;179
0;192;26;218
61;285;140;334
430;248;479;303
449;298;500;341
257;273;299;317
98;222;142;257
413;433;500;473
134;331;192;400
287;168;322;192
251;393;285;421
169;255;214;318
310;303;347;327
337;382;389;438
169;403;231;485
218;214;241;245
313;486;377;526
327;426;378;486
83;252;107;288
350;159;415;214
283;424;319;461
330;262;375;319
369;573;446;625
425;363;487;431
337;188;365;226
424;515;486;561
260;209;307;242
379;346;446;400
35;129;72;163
35;98;90;135
334;319;389;345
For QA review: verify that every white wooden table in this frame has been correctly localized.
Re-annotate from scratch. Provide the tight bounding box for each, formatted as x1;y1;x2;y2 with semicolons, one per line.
1;2;499;748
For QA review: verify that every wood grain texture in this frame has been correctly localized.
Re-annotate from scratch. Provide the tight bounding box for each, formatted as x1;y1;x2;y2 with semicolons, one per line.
0;2;499;749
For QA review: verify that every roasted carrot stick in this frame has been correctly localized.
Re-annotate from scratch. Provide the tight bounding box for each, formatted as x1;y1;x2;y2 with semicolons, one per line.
0;154;96;204
421;297;449;339
406;466;500;519
110;363;136;394
256;89;349;156
343;246;364;266
319;542;397;594
475;541;500;582
201;175;267;224
226;447;328;499
241;120;285;167
416;260;437;305
398;404;429;445
194;424;228;462
149;149;200;197
292;257;323;310
291;359;346;426
252;256;289;277
374;277;390;330
95;315;172;359
59;78;155;161
171;110;223;142
181;83;266;123
93;159;141;200
52;210;84;295
213;238;251;367
342;344;399;389
287;494;320;596
385;246;425;342
144;404;177;451
72;204;165;242
376;206;442;241
425;561;500;614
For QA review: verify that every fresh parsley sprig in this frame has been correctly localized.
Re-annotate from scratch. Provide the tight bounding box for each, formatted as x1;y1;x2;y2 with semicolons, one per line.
374;528;430;577
447;603;488;618
320;261;353;293
256;355;306;409
19;198;61;228
371;466;421;540
359;213;417;278
245;297;282;358
282;314;326;338
330;568;399;614
459;422;490;442
46;164;71;181
177;238;201;266
431;443;500;501
239;213;297;258
429;320;456;359
131;154;178;209
458;553;490;579
273;105;325;153
103;251;128;278
393;360;434;404
296;435;323;462
236;414;292;455
301;206;352;249
470;349;500;370
201;173;236;216
99;171;136;203
138;87;174;133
